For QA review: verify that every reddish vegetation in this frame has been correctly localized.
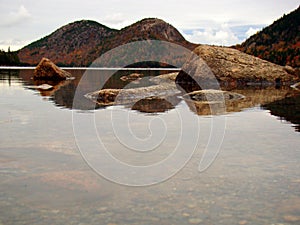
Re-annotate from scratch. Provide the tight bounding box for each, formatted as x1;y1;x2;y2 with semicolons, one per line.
235;6;300;68
18;18;197;67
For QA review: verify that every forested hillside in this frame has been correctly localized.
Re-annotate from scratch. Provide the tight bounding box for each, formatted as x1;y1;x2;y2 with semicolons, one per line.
236;6;300;68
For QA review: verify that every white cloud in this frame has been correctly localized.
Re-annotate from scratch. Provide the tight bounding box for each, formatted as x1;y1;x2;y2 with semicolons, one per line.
183;24;240;46
101;13;134;29
0;39;32;51
0;5;31;27
246;27;260;38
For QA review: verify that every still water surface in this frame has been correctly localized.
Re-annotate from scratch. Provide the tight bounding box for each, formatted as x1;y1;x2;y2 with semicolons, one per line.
0;69;300;224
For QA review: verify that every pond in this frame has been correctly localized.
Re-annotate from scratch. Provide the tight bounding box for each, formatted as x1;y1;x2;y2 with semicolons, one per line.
1;69;300;225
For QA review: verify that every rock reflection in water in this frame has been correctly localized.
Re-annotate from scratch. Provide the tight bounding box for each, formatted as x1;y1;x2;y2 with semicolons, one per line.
262;94;300;132
32;79;71;97
18;69;173;111
183;86;297;116
15;69;300;129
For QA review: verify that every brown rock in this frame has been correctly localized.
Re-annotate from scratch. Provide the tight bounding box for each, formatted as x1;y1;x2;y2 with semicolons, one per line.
283;215;300;222
176;45;298;89
188;218;202;224
238;220;248;225
284;65;296;75
34;57;71;80
120;73;143;81
86;88;120;105
131;96;180;113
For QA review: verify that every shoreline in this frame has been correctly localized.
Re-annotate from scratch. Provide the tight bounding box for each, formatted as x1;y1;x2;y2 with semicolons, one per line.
0;66;181;71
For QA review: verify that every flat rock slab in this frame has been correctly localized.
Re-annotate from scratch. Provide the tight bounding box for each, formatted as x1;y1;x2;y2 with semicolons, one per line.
85;82;180;106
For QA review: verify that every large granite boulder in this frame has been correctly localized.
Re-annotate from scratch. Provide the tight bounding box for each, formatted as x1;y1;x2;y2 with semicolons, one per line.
34;58;71;80
176;45;299;89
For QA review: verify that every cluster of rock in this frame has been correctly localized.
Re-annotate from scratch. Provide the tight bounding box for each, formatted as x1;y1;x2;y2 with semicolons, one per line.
83;43;300;112
33;43;300;114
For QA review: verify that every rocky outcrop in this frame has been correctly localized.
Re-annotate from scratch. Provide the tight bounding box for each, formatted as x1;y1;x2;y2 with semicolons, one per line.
34;58;71;80
176;45;299;89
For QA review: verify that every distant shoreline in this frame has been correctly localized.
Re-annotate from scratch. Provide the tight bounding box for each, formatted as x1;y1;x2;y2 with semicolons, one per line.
0;66;181;71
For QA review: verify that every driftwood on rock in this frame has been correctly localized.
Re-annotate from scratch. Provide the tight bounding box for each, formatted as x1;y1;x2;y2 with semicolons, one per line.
34;58;71;80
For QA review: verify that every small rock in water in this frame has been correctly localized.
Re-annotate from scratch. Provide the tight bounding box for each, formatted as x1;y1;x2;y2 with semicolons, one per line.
51;209;60;214
182;212;190;217
97;207;108;212
238;220;248;225
188;218;202;224
187;204;197;208
283;215;300;222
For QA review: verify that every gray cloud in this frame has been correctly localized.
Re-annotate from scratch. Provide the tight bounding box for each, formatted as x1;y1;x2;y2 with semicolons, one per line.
0;0;299;50
0;5;32;27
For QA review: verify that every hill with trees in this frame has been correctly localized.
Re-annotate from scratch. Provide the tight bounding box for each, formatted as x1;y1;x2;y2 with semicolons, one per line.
18;18;197;67
235;6;300;68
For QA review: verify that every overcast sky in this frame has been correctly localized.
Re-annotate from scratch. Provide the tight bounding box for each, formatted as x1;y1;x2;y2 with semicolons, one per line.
0;0;299;51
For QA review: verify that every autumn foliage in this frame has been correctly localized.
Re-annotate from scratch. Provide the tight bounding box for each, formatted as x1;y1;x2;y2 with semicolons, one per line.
236;6;300;68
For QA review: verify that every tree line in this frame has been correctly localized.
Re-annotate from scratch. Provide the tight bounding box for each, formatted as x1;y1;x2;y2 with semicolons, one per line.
0;48;20;66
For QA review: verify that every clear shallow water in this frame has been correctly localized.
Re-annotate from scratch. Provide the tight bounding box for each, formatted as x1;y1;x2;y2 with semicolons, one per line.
0;69;300;224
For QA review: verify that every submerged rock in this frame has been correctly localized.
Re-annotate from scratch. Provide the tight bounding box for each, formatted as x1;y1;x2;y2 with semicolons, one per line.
131;96;180;113
183;89;245;115
176;45;299;90
120;73;143;81
34;58;71;80
183;89;245;103
283;215;300;222
85;82;180;106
